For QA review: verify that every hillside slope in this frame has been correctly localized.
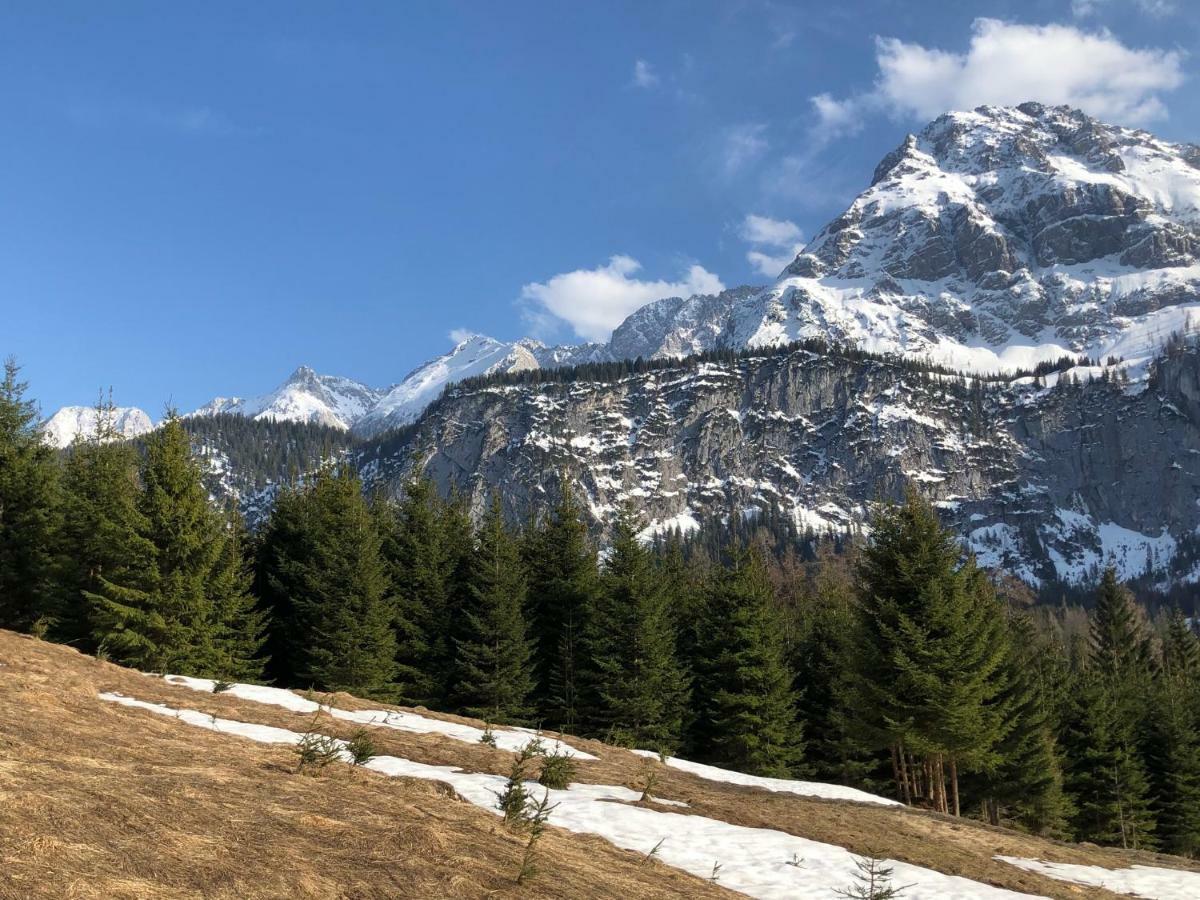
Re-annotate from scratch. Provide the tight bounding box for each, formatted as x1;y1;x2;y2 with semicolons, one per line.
5;630;1200;899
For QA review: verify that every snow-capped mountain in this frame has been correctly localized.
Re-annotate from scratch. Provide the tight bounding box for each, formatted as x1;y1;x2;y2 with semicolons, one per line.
41;406;155;449
189;366;382;431
609;103;1200;377
352;335;544;437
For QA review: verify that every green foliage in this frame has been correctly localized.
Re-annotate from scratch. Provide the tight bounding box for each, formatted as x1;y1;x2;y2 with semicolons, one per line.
345;728;378;766
583;506;689;752
537;747;577;790
0;357;64;632
294;723;342;774
496;740;542;825
259;465;398;697
524;476;601;732
452;496;535;723
86;414;259;677
848;490;1009;815
692;545;801;778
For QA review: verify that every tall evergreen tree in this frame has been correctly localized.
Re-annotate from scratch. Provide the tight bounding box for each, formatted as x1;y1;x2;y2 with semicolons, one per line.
262;465;397;697
849;490;1009;815
0;357;63;632
87;414;228;673
524;477;600;731
1058;569;1158;849
453;496;535;723
974;613;1072;836
207;504;267;681
1146;610;1200;857
692;545;800;776
387;474;456;706
58;391;155;648
584;507;689;751
792;551;880;790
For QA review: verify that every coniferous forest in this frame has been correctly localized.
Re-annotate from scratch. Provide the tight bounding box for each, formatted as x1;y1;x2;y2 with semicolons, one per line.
6;357;1200;857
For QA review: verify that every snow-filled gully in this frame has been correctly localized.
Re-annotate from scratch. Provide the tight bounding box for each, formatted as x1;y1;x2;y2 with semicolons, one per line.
100;687;1043;899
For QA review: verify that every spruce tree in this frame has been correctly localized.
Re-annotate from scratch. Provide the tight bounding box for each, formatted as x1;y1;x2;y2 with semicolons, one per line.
58;391;155;648
524;477;600;731
265;465;397;697
793;551;880;790
1146;610;1200;857
693;545;800;776
453;496;535;723
0;357;63;632
207;504;267;681
849;490;1009;815
387;474;455;706
1061;666;1157;849
87;414;226;673
975;613;1072;835
583;507;689;751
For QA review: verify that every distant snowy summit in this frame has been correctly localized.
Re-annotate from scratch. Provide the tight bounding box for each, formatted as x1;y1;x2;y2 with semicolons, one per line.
186;365;382;431
48;103;1200;436
41;405;154;449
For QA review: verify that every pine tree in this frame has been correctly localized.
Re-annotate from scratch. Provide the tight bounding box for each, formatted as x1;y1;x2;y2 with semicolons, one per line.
58;391;155;648
583;507;689;751
849;490;1009;815
86;414;227;673
264;465;397;697
453;496;535;723
0;357;63;632
692;545;800;776
387;474;456;706
1146;610;1200;857
1061;666;1157;849
207;504;267;681
524;477;600;731
975;614;1072;836
793;551;880;790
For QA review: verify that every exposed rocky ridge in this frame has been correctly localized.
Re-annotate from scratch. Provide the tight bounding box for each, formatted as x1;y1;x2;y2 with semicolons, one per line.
356;340;1200;589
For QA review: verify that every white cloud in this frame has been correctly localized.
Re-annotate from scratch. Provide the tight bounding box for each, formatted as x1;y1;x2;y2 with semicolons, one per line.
811;93;867;139
813;18;1185;132
739;215;804;278
1073;0;1176;18
521;255;724;342
632;59;660;89
448;328;477;345
722;123;770;174
740;214;802;247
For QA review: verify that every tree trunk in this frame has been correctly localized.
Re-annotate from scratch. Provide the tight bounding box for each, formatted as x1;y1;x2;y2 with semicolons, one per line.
949;757;960;817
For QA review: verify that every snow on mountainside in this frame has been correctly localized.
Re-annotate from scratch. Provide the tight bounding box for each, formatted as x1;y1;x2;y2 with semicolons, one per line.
572;103;1200;379
41;405;154;449
189;366;381;431
352;335;543;437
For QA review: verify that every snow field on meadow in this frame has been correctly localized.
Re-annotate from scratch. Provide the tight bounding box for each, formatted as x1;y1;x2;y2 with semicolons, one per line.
100;690;1042;899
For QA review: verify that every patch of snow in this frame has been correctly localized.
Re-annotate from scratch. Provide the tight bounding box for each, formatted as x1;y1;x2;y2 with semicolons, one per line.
101;691;1043;899
997;856;1200;900
160;674;595;759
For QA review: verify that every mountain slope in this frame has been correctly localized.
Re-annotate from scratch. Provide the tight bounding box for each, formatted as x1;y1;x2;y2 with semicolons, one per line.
10;629;1200;899
617;103;1200;377
359;338;1200;589
41;405;155;449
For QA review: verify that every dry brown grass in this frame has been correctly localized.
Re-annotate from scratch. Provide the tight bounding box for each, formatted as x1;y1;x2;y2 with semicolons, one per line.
5;628;1200;899
0;631;729;900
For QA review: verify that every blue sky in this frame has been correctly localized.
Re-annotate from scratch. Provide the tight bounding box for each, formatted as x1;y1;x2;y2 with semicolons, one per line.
4;1;1199;415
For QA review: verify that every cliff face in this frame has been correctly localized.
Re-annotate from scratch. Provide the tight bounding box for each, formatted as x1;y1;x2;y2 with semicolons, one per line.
357;343;1200;588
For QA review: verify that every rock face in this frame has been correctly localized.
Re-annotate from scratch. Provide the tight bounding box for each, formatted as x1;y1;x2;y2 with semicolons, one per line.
361;342;1200;588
